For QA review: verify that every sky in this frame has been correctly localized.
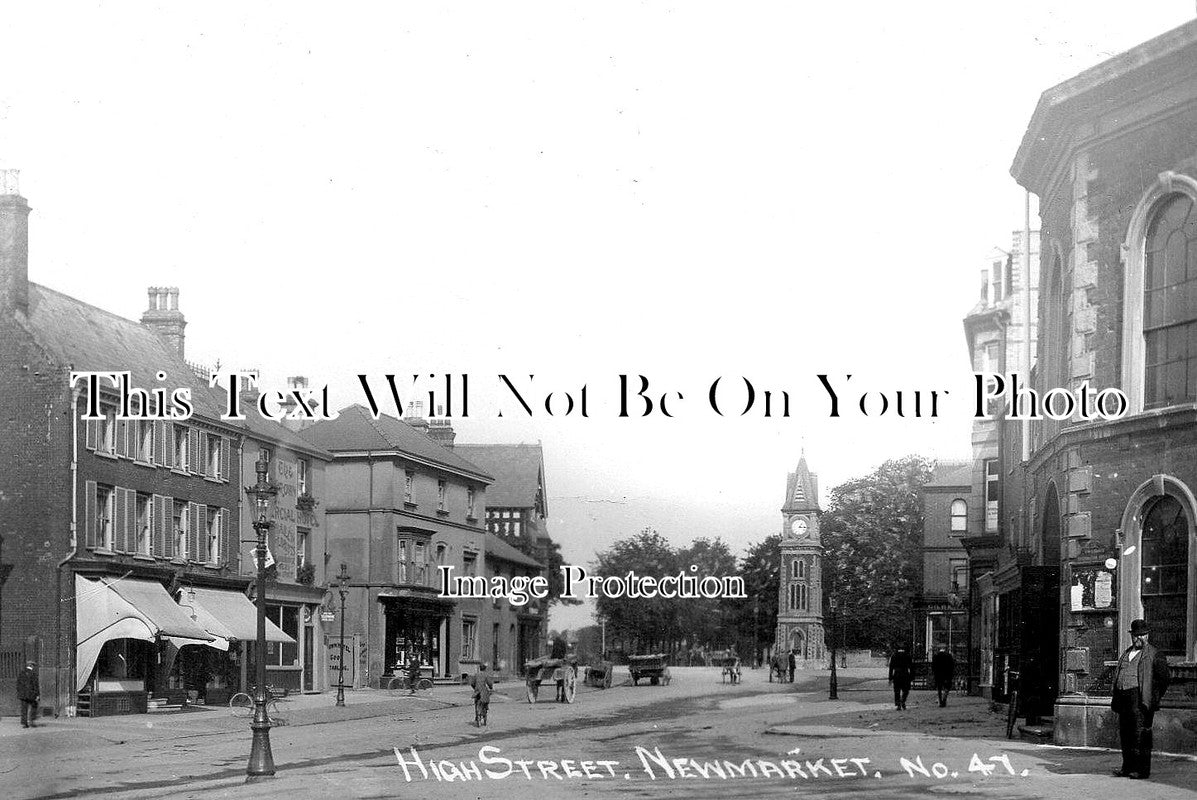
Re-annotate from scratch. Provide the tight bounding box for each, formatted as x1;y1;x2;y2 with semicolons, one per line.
2;2;1194;630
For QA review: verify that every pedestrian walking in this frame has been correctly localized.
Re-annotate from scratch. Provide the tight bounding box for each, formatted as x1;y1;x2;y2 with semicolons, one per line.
471;664;494;727
787;648;796;682
17;660;39;728
406;655;422;695
1111;619;1171;780
888;646;913;710
931;647;955;707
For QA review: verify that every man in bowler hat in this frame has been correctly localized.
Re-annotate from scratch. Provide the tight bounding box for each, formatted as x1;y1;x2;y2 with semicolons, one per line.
17;660;39;728
1110;619;1171;779
931;647;956;707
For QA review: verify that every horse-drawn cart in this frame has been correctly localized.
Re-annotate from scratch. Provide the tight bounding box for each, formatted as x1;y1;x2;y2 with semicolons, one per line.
627;653;671;686
584;661;615;689
524;656;579;703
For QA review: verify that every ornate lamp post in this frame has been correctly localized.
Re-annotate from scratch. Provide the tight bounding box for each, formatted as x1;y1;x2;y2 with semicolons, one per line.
828;595;838;700
245;452;278;781
335;563;350;707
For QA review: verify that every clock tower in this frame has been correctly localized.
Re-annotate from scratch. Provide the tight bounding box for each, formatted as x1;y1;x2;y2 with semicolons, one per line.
775;453;825;667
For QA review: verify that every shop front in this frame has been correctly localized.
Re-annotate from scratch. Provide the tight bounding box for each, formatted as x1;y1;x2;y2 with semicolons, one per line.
75;575;213;716
380;593;454;681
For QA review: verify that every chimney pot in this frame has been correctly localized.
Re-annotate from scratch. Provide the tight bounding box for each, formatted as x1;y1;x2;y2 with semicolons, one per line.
140;285;187;358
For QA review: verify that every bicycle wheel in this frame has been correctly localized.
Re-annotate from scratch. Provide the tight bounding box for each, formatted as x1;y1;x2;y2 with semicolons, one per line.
416;677;433;691
229;692;253;717
386;676;408;691
266;699;285;726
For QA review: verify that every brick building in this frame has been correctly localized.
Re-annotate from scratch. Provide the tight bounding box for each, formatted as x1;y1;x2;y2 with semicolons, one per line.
0;176;332;715
297;407;545;686
913;461;973;679
974;20;1197;751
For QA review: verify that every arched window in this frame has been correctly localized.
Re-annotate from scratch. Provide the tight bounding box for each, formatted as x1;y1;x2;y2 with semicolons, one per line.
788;584;798;610
950;499;967;533
1144;194;1197;407
1141;495;1189;656
790;559;799;579
797;559;806;579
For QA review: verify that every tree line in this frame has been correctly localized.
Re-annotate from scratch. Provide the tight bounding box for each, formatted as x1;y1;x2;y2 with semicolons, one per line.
572;455;933;663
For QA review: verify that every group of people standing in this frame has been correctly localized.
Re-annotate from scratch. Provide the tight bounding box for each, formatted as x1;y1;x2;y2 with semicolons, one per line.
887;645;956;710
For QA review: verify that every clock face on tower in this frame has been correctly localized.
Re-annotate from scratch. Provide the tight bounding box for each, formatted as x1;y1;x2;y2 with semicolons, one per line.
790;517;808;538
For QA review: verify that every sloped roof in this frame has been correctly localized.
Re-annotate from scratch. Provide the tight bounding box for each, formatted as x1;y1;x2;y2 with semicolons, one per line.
298;405;493;482
25;283;229;421
24;282;333;458
454;444;545;512
926;460;972;489
484;532;543;569
782;454;820;513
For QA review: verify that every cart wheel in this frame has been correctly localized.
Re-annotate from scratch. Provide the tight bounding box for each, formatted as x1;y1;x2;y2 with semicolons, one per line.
663;668;671;686
526;681;538;704
603;666;613;689
564;672;577;704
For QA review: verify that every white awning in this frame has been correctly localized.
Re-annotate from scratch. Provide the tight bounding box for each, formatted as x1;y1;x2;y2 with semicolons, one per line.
75;576;214;691
178;587;294;647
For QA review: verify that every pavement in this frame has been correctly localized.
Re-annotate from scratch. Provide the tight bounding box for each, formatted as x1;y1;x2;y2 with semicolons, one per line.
0;666;1193;799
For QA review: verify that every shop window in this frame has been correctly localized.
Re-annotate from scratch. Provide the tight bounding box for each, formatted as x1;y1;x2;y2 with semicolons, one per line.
266;605;300;667
1144;193;1197;408
95;484;115;550
950;499;967;533
461;619;477;661
1140;495;1189;656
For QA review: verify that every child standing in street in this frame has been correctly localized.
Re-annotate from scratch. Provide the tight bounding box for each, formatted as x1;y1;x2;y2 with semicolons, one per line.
471;663;494;727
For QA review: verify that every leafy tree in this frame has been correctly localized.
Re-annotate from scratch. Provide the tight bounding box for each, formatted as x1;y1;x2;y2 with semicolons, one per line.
820;455;934;652
677;537;739;649
592;528;680;653
723;534;781;661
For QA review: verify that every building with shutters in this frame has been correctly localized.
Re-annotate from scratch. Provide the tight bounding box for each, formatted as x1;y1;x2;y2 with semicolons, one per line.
0;176;331;715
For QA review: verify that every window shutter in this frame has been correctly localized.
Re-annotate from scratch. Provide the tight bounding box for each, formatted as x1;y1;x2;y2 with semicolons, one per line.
127;489;138;553
165;424;175;469
220;437;230;482
156;496;170;558
154;421;165;465
115;420;129;458
84;481;98;548
191;503;204;562
85;418;97;450
188;429;199;475
113;487;127;552
198;432;209;476
215;508;224;564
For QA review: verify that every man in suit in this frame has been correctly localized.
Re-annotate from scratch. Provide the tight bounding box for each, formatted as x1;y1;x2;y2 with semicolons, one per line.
931;647;956;707
1110;619;1171;779
787;648;796;683
888;646;913;710
17;661;39;728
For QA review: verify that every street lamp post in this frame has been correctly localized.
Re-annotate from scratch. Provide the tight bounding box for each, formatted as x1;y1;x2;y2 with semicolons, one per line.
752;596;760;669
335;563;350;707
828;596;838;700
245;453;278;781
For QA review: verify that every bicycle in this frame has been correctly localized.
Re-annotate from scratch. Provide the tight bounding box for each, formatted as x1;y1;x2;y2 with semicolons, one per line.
386;674;433;692
229;688;287;726
1005;670;1021;740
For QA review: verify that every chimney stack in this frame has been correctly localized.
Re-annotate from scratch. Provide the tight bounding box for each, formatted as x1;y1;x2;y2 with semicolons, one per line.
427;405;456;448
140;286;187;358
0;169;30;315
